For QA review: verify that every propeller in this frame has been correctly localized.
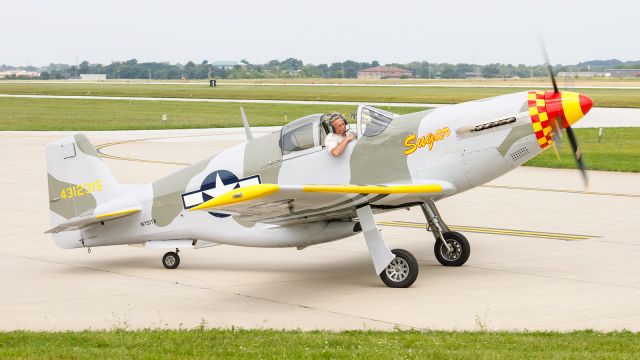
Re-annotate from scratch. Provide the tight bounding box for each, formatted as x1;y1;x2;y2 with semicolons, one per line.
541;44;563;151
540;42;590;188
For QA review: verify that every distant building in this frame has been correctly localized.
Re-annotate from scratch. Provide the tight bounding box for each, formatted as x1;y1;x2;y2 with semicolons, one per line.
357;66;413;80
211;61;243;70
557;71;607;78
605;69;640;78
0;70;40;78
80;74;107;80
464;71;482;79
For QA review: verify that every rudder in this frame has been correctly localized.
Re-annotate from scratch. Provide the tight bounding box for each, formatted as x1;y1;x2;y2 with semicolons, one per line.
46;133;120;228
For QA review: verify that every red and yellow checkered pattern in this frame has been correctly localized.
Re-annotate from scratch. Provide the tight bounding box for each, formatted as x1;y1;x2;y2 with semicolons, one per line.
528;91;553;149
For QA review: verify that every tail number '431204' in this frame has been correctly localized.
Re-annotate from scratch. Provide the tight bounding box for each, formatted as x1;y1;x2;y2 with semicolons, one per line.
404;127;451;155
59;180;103;200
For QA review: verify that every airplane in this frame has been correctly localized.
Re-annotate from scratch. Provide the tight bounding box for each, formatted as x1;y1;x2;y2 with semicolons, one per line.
45;73;593;288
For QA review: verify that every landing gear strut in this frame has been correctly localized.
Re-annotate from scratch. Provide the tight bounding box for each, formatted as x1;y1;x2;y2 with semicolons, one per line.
356;205;418;288
162;248;181;269
420;200;471;266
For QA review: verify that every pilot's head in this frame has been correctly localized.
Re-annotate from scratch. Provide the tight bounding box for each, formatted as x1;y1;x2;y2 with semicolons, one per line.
329;113;347;135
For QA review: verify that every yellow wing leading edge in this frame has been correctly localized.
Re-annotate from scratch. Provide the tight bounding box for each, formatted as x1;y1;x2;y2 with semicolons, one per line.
190;183;445;212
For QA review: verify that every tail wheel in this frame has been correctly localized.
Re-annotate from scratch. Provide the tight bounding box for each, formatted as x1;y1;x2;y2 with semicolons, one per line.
434;231;470;266
162;251;180;269
380;249;419;288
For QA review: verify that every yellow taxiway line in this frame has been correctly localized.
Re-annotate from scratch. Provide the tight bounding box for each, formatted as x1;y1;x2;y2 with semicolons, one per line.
377;221;596;241
482;184;640;198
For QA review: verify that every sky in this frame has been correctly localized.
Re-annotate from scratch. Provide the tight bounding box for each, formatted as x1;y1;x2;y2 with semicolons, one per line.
4;0;639;67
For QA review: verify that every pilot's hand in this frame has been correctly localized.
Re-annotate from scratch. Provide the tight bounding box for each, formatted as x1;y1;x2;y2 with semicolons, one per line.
345;132;356;141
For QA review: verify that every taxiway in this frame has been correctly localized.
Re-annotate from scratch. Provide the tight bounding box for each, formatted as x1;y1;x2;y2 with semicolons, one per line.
1;129;639;331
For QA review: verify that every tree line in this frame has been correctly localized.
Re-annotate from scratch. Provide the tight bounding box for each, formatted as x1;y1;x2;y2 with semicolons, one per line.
2;58;639;80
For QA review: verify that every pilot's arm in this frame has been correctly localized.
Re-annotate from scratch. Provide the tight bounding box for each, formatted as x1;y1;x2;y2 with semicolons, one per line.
326;132;356;157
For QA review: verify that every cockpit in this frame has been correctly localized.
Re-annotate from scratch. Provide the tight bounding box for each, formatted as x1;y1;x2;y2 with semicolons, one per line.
278;105;396;159
279;114;326;157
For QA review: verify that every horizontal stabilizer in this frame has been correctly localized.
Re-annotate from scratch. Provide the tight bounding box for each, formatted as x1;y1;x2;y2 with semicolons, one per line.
45;208;140;234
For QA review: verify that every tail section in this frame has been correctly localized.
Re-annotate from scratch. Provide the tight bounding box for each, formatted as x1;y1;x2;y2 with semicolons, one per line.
46;134;121;247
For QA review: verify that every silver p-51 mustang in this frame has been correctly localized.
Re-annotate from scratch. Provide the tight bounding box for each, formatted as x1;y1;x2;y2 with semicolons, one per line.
46;84;592;288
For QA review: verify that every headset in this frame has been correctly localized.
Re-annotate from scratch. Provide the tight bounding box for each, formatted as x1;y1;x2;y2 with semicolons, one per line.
326;113;350;134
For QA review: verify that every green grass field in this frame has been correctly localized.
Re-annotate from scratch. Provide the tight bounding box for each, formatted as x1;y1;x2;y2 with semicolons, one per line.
0;97;425;131
524;128;640;172
1;82;640;107
1;329;638;359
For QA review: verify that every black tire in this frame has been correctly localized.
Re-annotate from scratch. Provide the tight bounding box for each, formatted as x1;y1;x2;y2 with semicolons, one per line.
379;249;419;288
162;251;180;269
434;231;470;266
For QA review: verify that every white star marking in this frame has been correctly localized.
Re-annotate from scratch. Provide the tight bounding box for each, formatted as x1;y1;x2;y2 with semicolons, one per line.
182;174;260;209
203;173;238;198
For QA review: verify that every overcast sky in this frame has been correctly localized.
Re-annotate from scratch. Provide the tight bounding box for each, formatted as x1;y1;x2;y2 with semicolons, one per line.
4;0;638;67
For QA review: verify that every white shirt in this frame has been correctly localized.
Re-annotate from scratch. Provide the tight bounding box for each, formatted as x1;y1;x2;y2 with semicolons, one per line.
324;131;355;152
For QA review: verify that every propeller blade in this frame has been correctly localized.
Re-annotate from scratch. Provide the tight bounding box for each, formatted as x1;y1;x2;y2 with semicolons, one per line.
539;39;559;93
565;126;589;187
551;114;563;149
547;64;559;94
551;141;561;160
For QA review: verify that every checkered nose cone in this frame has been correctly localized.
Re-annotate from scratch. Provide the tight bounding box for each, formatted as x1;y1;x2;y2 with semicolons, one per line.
527;91;593;149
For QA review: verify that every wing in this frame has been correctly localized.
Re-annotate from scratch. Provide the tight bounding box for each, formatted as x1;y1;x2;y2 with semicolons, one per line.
189;182;454;225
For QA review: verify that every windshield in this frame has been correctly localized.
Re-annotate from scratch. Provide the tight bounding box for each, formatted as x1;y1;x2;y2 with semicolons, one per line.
359;106;395;137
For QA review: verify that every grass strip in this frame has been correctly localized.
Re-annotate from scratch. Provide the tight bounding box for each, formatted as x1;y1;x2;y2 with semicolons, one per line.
0;329;638;359
0;97;424;131
1;82;640;107
524;127;640;172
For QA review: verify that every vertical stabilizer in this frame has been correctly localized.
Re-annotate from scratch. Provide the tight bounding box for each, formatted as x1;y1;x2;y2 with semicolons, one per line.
46;134;121;247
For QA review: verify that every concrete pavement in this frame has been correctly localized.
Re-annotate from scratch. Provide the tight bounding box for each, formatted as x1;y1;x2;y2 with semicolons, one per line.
1;129;639;331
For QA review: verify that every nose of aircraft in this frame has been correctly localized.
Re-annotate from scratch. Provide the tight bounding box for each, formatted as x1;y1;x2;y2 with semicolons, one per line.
543;91;593;127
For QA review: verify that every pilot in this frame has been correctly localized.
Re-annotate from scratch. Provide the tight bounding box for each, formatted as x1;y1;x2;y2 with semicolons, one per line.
325;113;356;157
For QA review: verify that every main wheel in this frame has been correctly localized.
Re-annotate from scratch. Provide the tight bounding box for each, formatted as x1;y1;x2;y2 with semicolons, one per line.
162;251;180;269
380;249;419;288
434;231;470;266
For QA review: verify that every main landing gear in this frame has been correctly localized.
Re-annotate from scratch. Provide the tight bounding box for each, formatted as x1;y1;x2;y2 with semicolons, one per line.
379;249;419;288
355;200;470;288
162;248;181;269
420;200;471;267
356;205;419;288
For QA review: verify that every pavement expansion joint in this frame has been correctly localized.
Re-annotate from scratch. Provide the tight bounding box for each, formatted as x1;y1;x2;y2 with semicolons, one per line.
4;253;209;290
4;253;413;329
222;289;414;330
482;184;640;198
468;264;640;291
